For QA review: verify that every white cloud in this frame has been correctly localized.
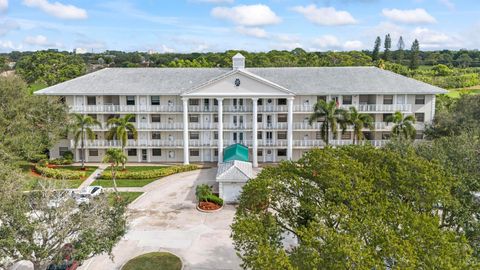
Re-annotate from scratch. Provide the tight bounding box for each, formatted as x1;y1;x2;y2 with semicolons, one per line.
22;0;87;20
382;8;436;24
24;34;62;47
236;26;268;38
0;20;19;36
159;44;175;53
0;40;21;51
411;27;458;48
439;0;455;10
192;0;234;3
0;0;8;12
343;40;363;50
292;5;357;26
211;4;281;26
312;35;341;49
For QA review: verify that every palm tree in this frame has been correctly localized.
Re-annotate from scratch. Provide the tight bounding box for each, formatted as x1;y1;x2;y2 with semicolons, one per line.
343;107;375;145
308;99;346;145
106;114;138;169
71;114;101;169
102;148;127;195
385;111;417;140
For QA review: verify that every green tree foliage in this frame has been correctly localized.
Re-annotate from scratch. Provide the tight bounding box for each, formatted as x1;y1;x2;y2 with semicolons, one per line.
409;39;420;69
383;33;391;61
432;64;453;76
385;111;417;140
395;36;405;63
106;114;138;169
308;99;346;145
232;146;478;269
343;106;374;144
428;94;480;137
16;51;86;86
102;148;127;194
71;114;102;169
0;163;127;270
0;76;68;160
372;36;381;61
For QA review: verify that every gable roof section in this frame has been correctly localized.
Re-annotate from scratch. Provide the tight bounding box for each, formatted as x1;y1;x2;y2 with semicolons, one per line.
181;68;294;96
34;66;447;96
223;143;249;163
216;160;253;182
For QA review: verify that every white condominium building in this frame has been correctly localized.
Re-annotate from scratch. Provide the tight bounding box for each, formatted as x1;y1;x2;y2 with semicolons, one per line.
36;53;446;167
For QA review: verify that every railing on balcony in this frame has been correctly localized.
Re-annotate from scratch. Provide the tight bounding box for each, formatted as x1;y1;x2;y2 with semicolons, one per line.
71;139;184;148
295;104;412;113
70;105;183;113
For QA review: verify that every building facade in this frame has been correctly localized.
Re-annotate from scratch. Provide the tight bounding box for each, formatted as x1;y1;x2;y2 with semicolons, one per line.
36;54;446;167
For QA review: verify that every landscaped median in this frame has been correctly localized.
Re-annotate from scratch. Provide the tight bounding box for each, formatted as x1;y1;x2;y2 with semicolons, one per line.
93;164;200;188
29;164;98;189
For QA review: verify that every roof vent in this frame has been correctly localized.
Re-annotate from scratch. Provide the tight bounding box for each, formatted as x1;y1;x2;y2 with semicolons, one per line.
232;53;245;70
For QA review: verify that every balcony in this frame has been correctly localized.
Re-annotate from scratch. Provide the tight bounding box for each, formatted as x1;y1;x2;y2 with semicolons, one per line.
71;139;184;148
70;105;184;113
294;104;412;113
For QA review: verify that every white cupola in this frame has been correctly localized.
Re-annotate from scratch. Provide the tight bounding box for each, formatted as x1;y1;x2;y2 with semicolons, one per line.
232;53;245;70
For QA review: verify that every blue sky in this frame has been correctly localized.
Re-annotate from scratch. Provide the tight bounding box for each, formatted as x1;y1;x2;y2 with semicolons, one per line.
0;0;479;53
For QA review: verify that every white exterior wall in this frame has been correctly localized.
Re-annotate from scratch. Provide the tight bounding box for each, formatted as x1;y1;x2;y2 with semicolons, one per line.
51;92;437;163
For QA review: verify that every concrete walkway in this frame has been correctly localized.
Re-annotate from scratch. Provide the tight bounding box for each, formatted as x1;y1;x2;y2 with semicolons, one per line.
79;168;242;270
78;164;108;190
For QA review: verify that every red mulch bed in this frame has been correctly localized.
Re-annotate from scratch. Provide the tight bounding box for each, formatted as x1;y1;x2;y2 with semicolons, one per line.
198;201;221;211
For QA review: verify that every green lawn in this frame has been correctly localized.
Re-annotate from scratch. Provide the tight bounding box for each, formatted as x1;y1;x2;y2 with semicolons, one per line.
25;165;98;190
121;252;182;270
93;178;157;188
95;166;171;187
28;82;48;94
108;192;144;205
446;87;480;98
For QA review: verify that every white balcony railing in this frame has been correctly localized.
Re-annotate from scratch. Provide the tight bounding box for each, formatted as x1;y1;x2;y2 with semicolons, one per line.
70;105;183;113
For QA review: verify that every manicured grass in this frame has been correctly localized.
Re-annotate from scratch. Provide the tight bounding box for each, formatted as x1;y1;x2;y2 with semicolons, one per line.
93;178;156;188
107;165;170;172
95;166;172;187
121;252;182;270
108;192;144;205
28;82;48;93
25;165;98;190
446;87;480;98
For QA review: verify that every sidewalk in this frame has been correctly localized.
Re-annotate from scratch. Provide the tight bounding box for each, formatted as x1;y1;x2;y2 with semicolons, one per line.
78;164;108;189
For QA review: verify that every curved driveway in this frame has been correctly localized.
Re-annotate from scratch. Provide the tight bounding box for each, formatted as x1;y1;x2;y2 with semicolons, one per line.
80;168;242;270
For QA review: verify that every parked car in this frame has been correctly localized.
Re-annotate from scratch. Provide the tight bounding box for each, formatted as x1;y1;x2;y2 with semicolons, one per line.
74;186;103;204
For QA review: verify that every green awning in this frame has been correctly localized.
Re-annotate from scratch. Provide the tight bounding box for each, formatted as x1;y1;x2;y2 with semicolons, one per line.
223;143;249;162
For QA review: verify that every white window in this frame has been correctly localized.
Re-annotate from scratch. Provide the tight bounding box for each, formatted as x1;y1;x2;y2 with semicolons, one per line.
126;96;135;106
151;114;161;123
127;149;137;156
383;95;393;105
189;115;199;123
277;149;287;156
152;149;162;156
89;149;99;156
277;114;287;123
152;132;161;140
190;132;199;140
415;95;425;105
59;147;69;157
87;96;96;105
190;149;200;156
151;96;160;105
189;99;199;106
277;131;287;140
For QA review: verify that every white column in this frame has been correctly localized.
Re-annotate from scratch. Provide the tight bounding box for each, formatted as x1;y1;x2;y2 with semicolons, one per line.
252;98;258;167
217;98;224;164
182;98;189;165
287;97;294;160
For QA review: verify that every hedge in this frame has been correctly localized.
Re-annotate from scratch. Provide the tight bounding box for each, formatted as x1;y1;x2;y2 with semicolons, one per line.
201;194;224;206
99;164;199;180
34;165;86;180
48;158;74;165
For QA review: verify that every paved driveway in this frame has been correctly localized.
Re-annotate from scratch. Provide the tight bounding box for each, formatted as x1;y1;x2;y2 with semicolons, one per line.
80;168;242;270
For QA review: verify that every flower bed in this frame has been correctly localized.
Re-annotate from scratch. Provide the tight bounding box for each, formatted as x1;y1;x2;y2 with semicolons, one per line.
98;164;199;180
195;184;223;212
34;164;87;180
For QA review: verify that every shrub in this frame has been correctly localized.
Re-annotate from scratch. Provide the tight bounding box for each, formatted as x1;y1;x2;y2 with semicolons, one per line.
34;165;85;180
98;165;199;180
61;150;74;160
203;194;223;206
195;184;212;201
49;158;73;165
38;159;48;167
30;154;48;163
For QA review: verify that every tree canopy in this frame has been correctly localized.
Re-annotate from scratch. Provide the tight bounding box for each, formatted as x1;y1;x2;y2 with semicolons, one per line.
0;75;68;161
15;51;86;86
232;146;478;269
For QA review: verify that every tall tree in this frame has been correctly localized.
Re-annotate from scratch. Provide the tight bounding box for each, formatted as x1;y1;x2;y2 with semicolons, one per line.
383;34;392;61
409;39;420;69
72;114;101;169
102;148;127;195
308;100;346;145
386;111;417;140
343;106;374;144
372;36;381;61
396;36;405;62
106;114;138;169
0;163;127;270
16;51;86;86
232;146;478;269
0;75;68;161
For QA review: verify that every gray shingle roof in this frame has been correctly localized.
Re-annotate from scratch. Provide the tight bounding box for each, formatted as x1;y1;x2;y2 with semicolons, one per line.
216;160;253;182
35;66;447;96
